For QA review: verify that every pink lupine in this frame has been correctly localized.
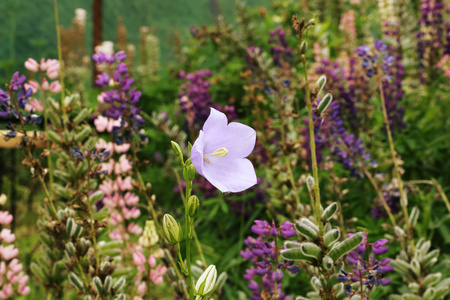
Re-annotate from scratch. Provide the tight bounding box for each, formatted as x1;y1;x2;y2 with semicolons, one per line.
18;284;30;296
0;230;15;244
24;58;39;72
150;265;167;285
96;139;114;154
124;192;139;205
114;143;131;153
97;92;105;103
25;80;40;94
115;155;132;175
0;245;19;260
100;160;115;175
46;60;60;79
40;58;48;71
137;281;147;294
0;213;12;225
148;255;156;268
116;176;133;191
123;207;140;219
49;81;62;94
41;78;49;90
109;228;125;241
133;251;146;273
25;98;44;112
0;284;13;299
127;223;143;235
95;116;109;132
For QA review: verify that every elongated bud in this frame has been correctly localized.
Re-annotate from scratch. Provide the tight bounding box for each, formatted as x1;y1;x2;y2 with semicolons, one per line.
322;202;338;221
317;93;333;115
328;232;364;262
301;242;323;260
311;277;322;292
394;226;405;238
69;272;84;291
410;259;421;277
300;41;308;54
163;214;183;245
324;228;340;248
322;256;334;270
187;195;200;218
295;220;317;240
409;206;420;227
113;277;126;292
423;272;441;287
306;175;315;192
299;217;319;233
195;265;217;297
93;276;103;295
280;247;316;263
314;75;327;96
171;141;184;164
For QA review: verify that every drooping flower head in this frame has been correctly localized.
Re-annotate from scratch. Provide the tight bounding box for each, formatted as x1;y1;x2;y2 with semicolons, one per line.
191;108;257;193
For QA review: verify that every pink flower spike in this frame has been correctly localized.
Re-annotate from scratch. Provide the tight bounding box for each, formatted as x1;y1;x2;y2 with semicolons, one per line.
0;229;15;243
24;58;39;72
0;212;13;225
94;116;109;132
0;245;19;260
26;80;40;94
148;255;156;267
127;223;143;235
41;78;49;90
100;160;114;175
133;251;146;266
49;81;62;94
8;259;22;273
18;285;30;296
25;98;44;113
117;176;133;191
115;155;132;175
114;143;131;153
40;58;48;71
191;108;257;193
137;281;147;295
124;192;139;205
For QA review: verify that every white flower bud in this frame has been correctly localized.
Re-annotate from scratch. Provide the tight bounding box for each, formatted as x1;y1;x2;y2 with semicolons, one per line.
195;265;217;297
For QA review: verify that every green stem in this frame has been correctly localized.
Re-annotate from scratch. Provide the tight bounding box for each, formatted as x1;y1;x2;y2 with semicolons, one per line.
53;0;68;131
185;179;194;300
302;55;323;234
174;170;207;267
41;86;54;191
87;158;100;269
168;245;189;298
378;79;413;242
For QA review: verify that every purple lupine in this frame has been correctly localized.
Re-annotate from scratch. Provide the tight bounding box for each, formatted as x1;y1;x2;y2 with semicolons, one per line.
371;185;401;219
417;0;447;82
338;233;393;296
302;100;373;178
356;40;405;132
0;72;41;125
315;58;360;131
178;70;237;131
241;220;297;300
268;25;292;67
93;51;147;145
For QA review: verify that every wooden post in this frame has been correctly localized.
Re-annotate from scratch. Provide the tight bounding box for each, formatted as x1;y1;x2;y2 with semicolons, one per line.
92;0;103;86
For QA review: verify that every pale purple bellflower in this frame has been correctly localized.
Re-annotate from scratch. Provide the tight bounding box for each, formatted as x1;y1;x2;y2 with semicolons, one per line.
191;108;257;193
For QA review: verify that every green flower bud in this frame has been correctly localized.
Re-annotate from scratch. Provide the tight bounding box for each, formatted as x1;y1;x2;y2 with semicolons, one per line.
163;214;183;245
187;195;200;218
171;141;184;164
306;175;315;192
314;75;327;96
300;41;308;54
183;161;196;182
195;265;217;297
317;93;333;115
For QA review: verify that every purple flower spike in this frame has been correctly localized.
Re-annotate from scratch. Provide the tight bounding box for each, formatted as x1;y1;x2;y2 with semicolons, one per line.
373;239;389;255
191;108;257;193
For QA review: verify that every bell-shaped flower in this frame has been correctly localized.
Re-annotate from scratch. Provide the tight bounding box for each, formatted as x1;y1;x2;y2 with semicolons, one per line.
191;108;257;193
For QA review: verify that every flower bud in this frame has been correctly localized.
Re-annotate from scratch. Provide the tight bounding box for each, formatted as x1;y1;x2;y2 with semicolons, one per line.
0;194;6;205
300;41;308;54
195;265;217;297
187;195;200;218
171;141;184;164
314;75;327;96
163;214;183;245
183;163;196;182
317;93;333;115
306;175;314;192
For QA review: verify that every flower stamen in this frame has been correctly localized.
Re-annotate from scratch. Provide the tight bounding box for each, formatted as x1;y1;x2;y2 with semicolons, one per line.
204;147;229;158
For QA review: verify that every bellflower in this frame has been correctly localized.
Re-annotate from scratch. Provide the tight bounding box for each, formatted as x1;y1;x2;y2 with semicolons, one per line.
191;108;257;193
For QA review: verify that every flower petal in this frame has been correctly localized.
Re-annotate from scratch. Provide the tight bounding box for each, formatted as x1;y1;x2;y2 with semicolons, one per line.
202;157;257;192
191;131;205;177
204;122;256;159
